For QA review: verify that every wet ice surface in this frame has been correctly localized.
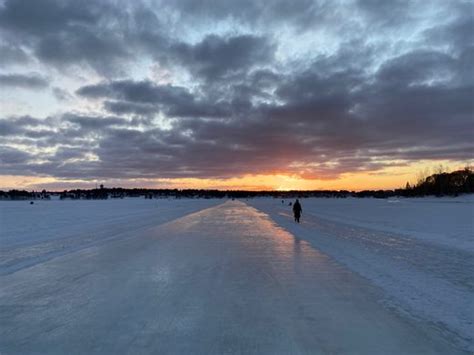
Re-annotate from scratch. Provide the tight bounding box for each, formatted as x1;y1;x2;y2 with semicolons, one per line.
1;200;466;354
249;197;474;352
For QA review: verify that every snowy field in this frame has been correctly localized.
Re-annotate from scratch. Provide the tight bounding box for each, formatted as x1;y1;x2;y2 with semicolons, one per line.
0;198;221;275
1;197;473;354
248;196;474;352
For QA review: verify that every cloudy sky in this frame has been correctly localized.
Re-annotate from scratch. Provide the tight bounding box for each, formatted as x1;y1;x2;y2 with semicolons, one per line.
0;0;472;191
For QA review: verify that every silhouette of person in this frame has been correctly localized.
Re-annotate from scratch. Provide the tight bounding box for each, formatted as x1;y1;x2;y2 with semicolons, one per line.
293;199;302;223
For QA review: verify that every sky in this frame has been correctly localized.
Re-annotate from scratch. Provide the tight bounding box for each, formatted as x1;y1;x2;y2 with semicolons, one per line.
0;0;473;191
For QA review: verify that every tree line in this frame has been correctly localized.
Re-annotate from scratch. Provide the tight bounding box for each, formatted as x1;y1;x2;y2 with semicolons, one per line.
1;168;472;200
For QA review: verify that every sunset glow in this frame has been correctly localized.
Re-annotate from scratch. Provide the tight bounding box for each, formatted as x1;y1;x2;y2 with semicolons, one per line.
1;161;469;192
0;0;472;191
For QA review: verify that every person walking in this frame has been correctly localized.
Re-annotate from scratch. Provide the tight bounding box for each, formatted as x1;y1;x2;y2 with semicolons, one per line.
293;199;302;223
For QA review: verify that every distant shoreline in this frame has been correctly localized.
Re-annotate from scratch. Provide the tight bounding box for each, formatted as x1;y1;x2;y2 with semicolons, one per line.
3;168;473;200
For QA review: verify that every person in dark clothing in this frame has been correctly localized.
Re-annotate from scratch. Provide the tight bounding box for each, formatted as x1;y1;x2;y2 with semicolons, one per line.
293;199;302;223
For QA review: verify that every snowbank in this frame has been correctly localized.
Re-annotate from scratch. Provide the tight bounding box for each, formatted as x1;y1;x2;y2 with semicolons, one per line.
248;196;474;351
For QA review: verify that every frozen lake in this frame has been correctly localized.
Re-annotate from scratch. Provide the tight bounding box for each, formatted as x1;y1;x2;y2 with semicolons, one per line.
1;197;473;354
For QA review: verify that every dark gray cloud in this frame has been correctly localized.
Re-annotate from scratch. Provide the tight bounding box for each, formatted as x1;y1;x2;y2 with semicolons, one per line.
0;146;32;165
77;80;234;118
0;0;135;74
77;80;193;105
35;30;130;75
0;0;99;35
64;114;128;130
0;0;473;185
0;120;21;136
0;43;30;66
0;73;49;89
423;2;474;52
375;50;456;88
169;34;275;81
158;0;349;32
356;0;415;27
52;87;73;101
103;101;158;116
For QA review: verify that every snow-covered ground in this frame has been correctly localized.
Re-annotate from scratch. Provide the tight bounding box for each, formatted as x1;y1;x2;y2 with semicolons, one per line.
0;197;472;354
248;196;474;352
0;198;221;275
252;196;474;251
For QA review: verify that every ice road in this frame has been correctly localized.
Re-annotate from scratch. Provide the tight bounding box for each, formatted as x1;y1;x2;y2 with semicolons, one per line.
0;201;465;354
